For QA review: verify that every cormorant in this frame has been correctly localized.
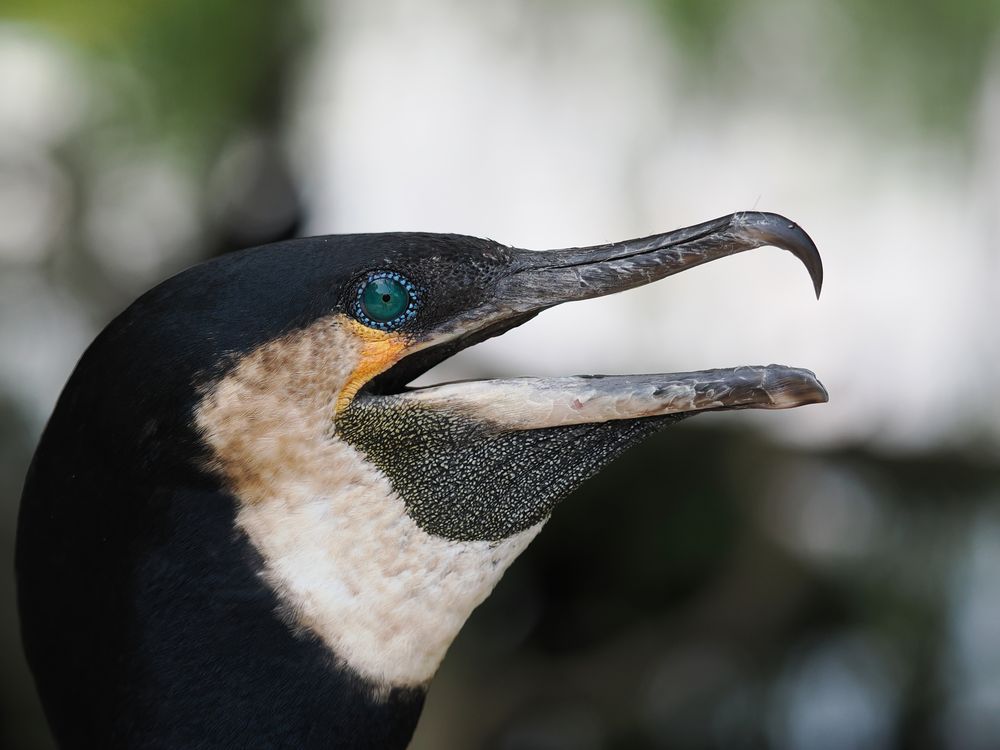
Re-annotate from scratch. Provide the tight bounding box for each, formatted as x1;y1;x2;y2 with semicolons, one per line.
16;211;825;748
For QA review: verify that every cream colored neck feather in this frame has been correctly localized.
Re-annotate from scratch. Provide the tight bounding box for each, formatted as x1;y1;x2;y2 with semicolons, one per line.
195;316;543;690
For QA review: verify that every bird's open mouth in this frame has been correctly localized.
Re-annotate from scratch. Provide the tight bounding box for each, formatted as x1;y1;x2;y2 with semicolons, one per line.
351;211;827;430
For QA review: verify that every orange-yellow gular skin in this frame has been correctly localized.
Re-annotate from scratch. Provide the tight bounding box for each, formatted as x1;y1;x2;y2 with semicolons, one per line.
335;319;411;414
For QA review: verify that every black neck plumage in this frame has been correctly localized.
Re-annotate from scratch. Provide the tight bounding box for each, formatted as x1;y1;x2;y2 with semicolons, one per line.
18;457;425;749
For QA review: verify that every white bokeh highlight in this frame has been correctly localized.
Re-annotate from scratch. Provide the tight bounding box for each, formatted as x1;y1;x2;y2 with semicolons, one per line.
289;0;998;451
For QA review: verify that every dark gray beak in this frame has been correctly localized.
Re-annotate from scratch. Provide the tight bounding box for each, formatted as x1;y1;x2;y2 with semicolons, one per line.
502;211;822;309
381;211;827;426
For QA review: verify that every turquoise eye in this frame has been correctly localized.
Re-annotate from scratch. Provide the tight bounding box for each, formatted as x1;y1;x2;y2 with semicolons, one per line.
354;271;419;330
363;277;408;321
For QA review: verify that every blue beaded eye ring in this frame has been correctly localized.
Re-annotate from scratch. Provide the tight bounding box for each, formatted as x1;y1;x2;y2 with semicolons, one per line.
353;271;420;331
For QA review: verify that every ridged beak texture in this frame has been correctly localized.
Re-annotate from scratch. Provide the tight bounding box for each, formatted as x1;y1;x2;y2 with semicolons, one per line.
377;211;827;426
503;210;823;304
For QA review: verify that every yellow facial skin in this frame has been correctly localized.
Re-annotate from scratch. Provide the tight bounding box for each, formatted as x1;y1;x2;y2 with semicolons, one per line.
335;319;411;415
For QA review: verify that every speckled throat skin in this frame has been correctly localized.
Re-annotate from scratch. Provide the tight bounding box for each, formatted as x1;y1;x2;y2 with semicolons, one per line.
340;395;685;541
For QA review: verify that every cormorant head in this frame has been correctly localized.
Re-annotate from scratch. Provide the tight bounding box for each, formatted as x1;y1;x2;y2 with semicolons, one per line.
22;210;826;703
185;211;825;690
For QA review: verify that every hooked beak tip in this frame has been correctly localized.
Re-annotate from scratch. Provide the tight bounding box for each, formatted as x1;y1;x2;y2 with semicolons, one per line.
733;212;824;299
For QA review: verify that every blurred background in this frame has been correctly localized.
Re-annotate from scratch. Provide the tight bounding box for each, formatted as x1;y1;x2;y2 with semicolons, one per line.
2;0;999;747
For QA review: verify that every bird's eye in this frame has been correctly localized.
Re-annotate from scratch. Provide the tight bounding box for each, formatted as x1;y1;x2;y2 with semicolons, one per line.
354;271;419;330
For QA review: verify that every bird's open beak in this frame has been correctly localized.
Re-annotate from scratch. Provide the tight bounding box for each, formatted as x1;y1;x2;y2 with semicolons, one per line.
355;211;827;428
